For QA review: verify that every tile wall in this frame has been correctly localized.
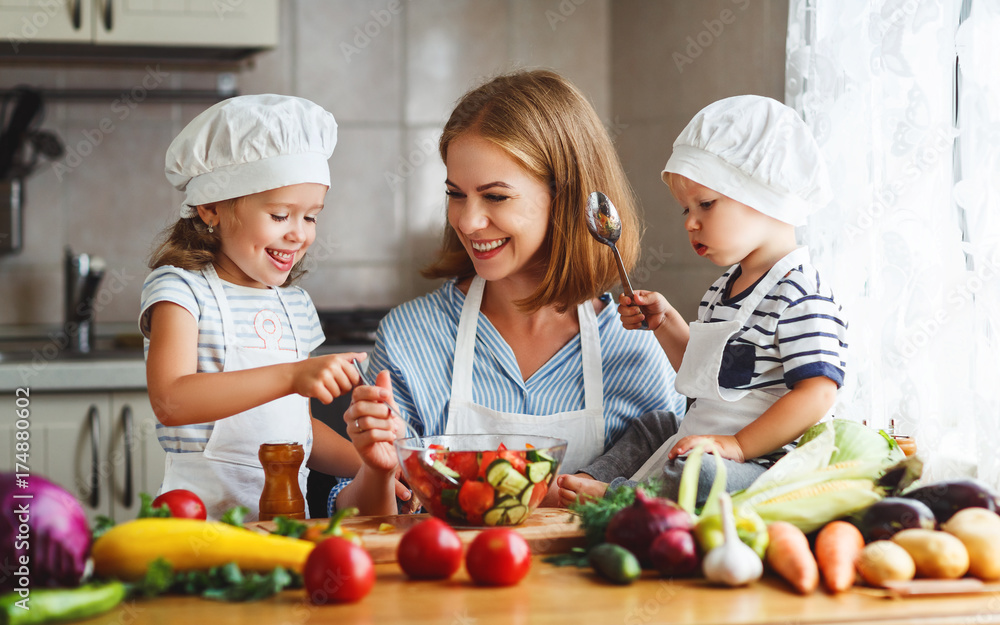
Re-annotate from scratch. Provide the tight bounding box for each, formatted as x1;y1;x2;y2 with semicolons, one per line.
0;0;785;328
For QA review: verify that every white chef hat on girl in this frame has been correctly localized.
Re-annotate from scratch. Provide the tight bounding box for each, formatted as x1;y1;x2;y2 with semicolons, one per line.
165;94;338;219
662;95;831;226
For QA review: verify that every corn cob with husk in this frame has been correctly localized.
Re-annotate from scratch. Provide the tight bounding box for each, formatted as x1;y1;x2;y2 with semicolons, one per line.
729;421;913;534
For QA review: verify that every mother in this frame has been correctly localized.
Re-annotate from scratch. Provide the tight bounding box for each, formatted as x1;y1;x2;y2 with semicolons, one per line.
333;70;686;515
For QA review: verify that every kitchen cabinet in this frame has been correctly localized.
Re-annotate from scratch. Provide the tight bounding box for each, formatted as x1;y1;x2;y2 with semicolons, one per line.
0;0;277;53
0;389;164;524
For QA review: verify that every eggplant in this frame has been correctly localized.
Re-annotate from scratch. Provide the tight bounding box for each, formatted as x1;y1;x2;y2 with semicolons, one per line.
901;478;999;524
860;497;936;542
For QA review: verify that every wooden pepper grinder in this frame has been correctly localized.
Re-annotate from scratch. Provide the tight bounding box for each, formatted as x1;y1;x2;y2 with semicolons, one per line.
258;441;306;521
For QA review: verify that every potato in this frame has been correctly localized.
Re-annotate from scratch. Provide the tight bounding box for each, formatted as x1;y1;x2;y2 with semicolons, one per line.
856;540;915;587
891;529;969;579
941;507;1000;580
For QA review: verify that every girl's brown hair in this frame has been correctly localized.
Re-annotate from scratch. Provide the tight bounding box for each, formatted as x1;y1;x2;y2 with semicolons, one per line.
421;69;642;313
148;199;307;286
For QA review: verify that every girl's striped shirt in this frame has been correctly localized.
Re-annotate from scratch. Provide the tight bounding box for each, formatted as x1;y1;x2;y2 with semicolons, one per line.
139;265;325;453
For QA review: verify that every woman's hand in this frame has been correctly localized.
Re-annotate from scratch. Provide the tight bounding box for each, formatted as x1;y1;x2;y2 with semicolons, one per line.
293;352;367;404
344;369;404;474
618;291;672;331
668;435;745;463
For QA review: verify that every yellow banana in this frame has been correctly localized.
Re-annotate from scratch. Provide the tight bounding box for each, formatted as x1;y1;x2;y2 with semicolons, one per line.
91;518;314;581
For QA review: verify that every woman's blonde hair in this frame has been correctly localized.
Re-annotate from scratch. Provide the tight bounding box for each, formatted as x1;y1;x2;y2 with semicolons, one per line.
148;198;307;286
422;69;642;313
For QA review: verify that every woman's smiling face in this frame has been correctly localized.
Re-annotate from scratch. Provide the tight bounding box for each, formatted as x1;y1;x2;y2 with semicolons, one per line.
445;132;552;283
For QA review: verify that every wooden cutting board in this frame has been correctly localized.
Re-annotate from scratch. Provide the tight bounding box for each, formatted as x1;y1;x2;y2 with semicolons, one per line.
249;508;585;563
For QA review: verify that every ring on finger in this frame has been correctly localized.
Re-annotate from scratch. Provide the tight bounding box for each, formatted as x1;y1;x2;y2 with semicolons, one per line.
354;419;361;431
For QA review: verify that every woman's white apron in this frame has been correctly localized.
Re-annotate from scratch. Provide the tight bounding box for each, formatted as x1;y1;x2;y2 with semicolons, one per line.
445;276;606;474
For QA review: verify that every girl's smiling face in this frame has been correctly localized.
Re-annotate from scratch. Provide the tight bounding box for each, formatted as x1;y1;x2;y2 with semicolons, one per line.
445;132;552;284
210;183;327;288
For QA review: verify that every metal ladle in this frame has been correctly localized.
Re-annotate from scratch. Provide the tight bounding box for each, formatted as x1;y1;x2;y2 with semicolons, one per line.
585;191;649;330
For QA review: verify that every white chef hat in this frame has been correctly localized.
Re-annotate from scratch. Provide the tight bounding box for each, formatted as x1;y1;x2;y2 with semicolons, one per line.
662;95;831;226
165;94;338;219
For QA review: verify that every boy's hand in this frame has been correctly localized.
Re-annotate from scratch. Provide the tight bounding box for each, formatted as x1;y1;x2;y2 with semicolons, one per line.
668;435;745;463
554;473;609;507
345;369;402;474
294;352;367;403
618;290;671;331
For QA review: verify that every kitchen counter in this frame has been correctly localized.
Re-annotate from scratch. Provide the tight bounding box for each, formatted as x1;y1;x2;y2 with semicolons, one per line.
72;559;1000;625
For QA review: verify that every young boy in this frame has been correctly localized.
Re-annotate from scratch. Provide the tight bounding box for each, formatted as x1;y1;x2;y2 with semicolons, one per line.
557;95;848;505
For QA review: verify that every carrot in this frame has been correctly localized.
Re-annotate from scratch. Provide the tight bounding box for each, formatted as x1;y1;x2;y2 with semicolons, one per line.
814;520;865;593
766;521;819;594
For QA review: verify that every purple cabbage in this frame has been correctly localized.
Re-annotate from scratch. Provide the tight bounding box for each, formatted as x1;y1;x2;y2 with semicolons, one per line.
1;473;91;590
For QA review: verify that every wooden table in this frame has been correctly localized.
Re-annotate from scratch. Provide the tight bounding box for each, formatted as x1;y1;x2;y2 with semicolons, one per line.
74;559;1000;625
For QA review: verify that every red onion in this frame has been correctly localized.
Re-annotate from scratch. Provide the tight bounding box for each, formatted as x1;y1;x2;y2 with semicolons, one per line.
605;489;693;566
649;528;700;577
0;473;91;590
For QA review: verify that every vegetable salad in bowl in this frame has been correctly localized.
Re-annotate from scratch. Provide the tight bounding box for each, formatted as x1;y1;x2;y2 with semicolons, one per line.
394;434;567;527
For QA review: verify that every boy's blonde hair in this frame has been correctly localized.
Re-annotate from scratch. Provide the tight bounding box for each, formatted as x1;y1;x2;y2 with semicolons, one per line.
148;198;308;287
422;69;642;313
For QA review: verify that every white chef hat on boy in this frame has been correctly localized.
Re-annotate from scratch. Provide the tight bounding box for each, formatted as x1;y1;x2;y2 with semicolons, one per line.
165;94;338;219
662;95;832;227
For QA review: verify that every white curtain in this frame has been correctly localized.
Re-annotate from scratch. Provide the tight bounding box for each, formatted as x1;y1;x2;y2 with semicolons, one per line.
786;0;1000;487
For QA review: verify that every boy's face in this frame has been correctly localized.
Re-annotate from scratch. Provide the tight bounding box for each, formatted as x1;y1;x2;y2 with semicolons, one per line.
669;175;778;268
212;183;327;288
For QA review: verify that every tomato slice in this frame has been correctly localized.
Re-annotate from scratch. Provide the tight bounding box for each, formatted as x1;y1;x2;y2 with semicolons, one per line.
498;447;527;475
478;450;499;479
445;451;479;482
528;482;547;508
458;480;495;516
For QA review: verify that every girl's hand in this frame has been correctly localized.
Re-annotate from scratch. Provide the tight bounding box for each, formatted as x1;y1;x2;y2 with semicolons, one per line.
344;369;403;474
668;435;745;463
618;290;672;331
294;352;367;404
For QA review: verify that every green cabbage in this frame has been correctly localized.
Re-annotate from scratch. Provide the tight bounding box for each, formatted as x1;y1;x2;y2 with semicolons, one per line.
798;419;903;465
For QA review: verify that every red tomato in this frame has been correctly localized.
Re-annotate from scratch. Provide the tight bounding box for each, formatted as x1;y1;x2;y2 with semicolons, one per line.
445;451;479;482
477;450;499;479
498;448;527;475
152;489;207;520
527;482;547;508
458;480;494;516
465;528;531;586
304;536;375;604
396;517;463;580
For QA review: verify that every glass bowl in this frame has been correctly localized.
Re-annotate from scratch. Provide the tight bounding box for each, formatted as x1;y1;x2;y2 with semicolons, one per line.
394;434;568;527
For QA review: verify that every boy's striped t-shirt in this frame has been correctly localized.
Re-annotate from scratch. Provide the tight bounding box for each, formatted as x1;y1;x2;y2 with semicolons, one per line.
699;261;848;390
139;265;325;453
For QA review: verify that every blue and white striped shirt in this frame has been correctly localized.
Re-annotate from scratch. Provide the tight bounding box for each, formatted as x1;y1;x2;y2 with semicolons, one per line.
702;261;847;390
328;278;687;513
139;266;325;453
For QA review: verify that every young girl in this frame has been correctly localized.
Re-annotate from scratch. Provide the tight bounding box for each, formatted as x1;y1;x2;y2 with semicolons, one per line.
557;95;848;506
141;94;368;521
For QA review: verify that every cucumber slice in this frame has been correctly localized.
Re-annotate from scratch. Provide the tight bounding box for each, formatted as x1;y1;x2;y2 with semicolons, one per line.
505;505;529;525
519;485;534;506
485;459;530;496
494;495;518;509
432;460;460;480
441;488;459;508
527;449;556;463
483;507;506;526
526;460;553;483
